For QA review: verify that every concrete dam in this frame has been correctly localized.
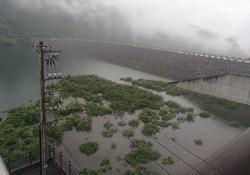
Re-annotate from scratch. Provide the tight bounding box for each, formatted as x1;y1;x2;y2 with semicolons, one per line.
52;39;250;175
178;74;250;106
55;39;250;105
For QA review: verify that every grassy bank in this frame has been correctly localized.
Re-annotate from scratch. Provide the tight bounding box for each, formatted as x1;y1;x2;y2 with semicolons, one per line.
121;77;240;110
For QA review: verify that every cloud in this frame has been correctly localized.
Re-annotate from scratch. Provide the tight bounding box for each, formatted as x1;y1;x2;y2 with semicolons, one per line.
5;0;250;57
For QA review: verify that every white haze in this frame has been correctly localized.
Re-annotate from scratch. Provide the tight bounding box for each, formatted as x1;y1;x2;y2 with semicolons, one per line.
10;0;250;57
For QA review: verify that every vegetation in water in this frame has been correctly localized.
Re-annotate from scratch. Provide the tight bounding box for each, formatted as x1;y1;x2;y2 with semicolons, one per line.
128;119;140;128
79;141;99;156
130;139;153;148
194;139;203;146
117;120;127;127
124;165;159;175
123;128;134;138
58;75;163;113
80;168;98;175
161;156;175;165
142;123;160;136
56;101;83;116
160;108;176;121
199;112;211;118
98;156;112;173
84;102;111;116
186;112;195;122
121;78;240;110
101;122;117;138
124;140;161;167
138;109;159;123
75;116;92;132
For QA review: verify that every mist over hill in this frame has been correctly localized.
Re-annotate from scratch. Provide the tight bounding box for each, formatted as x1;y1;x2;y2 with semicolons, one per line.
0;0;249;57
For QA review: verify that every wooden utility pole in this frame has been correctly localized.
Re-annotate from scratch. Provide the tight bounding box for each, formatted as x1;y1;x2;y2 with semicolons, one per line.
38;41;47;175
35;41;62;175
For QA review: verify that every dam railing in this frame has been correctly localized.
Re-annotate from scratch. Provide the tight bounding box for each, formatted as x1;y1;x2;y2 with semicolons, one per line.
3;145;81;175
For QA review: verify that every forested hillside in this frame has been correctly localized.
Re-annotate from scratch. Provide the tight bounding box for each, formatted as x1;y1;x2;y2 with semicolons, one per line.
0;1;132;46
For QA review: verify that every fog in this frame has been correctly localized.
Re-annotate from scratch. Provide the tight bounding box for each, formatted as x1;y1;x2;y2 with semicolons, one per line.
4;0;250;57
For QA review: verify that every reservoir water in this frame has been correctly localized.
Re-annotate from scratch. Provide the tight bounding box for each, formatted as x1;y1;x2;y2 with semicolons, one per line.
1;43;249;174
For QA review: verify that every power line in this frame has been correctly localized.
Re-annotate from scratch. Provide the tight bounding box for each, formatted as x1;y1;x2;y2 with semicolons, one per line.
58;56;221;175
61;142;81;169
122;115;223;175
59;59;202;174
121;116;202;175
103;116;172;175
58;60;172;174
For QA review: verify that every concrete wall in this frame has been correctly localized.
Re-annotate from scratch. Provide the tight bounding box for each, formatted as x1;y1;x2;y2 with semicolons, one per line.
178;74;250;105
188;128;250;175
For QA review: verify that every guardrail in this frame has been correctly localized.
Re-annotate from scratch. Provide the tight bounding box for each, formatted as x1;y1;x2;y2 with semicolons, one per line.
53;148;80;175
3;146;81;175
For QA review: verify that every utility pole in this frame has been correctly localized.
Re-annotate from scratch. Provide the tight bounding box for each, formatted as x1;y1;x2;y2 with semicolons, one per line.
37;41;47;175
34;41;62;175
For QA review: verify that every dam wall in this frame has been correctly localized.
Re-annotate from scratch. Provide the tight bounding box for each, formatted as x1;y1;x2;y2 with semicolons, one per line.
188;128;250;175
178;74;250;105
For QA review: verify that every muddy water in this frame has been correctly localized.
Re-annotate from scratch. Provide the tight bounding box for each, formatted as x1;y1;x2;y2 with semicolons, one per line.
1;44;247;174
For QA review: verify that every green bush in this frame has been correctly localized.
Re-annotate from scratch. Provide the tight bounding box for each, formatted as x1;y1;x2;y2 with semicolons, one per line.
166;122;180;130
6;105;39;127
76;116;92;131
142;123;160;136
79;141;99;156
186;112;195;122
199;112;211;118
130;139;153;148
123;128;134;138
124;165;158;175
124;142;161;167
117;120;127;127
102;127;117;137
85;102;111;116
98;157;112;173
138;109;159;123
128;119;140;128
80;168;98;175
120;77;133;82
161;156;175;165
57;102;83;116
58;75;163;113
47;124;65;143
165;100;181;109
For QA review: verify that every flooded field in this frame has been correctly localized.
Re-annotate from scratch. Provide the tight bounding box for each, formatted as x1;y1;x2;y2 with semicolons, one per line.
1;45;249;174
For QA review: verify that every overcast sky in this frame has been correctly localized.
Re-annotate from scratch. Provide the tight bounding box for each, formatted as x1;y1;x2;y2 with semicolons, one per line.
9;0;250;57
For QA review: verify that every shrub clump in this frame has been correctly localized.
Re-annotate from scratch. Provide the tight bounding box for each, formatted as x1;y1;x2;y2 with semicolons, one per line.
102;128;117;138
80;168;98;175
124;140;161;167
123;128;134;138
142;123;160;136
98;157;112;173
161;156;175;165
84;102;111;116
199;112;211;118
76;116;92;131
124;165;158;175
130;139;153;148
194;139;203;146
165;100;181;109
186;112;195;122
138;109;159;123
128;119;140;128
79;141;99;156
117;120;127;127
